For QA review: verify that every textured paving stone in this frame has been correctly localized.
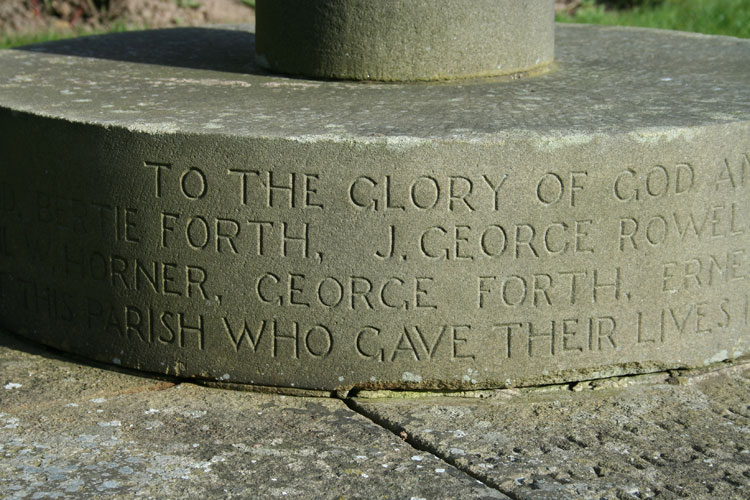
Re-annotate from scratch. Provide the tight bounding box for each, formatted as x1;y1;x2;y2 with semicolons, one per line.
0;329;175;409
354;366;750;499
0;331;506;499
4;327;749;498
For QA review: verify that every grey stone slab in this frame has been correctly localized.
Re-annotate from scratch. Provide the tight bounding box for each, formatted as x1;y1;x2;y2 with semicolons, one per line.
354;365;750;499
0;25;749;390
0;331;506;499
0;329;175;409
1;25;747;137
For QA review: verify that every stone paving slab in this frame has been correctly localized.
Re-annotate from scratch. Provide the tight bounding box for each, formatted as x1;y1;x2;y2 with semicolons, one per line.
0;330;505;499
3;326;750;499
354;367;750;499
0;330;175;411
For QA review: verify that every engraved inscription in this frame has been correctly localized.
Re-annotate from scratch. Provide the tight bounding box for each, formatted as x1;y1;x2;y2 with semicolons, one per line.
612;163;695;202
2;144;748;387
409;220;595;261
618;203;746;251
348;174;510;212
478;267;625;308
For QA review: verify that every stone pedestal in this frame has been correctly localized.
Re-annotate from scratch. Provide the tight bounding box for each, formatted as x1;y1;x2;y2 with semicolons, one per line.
255;0;555;81
0;25;748;390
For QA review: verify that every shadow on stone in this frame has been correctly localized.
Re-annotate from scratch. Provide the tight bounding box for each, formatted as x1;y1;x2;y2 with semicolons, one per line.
0;327;68;361
14;27;262;75
0;328;173;385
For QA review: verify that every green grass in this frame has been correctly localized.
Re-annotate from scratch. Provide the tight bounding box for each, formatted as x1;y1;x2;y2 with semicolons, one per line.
557;0;750;38
0;23;129;49
3;30;87;49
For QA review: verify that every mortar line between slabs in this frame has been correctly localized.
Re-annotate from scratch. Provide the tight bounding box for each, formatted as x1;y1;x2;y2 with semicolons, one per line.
338;395;521;500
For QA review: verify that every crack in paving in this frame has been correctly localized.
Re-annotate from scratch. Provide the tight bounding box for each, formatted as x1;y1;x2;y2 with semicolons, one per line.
335;361;750;500
339;395;521;500
346;359;750;401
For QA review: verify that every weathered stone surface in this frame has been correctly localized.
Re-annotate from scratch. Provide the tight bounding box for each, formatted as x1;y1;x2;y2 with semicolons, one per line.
0;25;749;390
255;0;555;81
0;325;175;406
0;330;505;499
354;364;750;499
2;329;749;498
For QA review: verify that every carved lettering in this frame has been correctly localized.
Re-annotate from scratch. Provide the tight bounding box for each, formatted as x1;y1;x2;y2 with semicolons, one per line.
348;173;510;212
478;267;625;308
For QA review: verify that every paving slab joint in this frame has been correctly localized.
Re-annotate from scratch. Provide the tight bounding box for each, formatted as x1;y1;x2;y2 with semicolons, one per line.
339;395;517;498
350;358;750;399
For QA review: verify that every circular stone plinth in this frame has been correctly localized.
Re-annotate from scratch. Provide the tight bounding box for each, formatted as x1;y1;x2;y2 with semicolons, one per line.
0;25;749;391
254;0;555;81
